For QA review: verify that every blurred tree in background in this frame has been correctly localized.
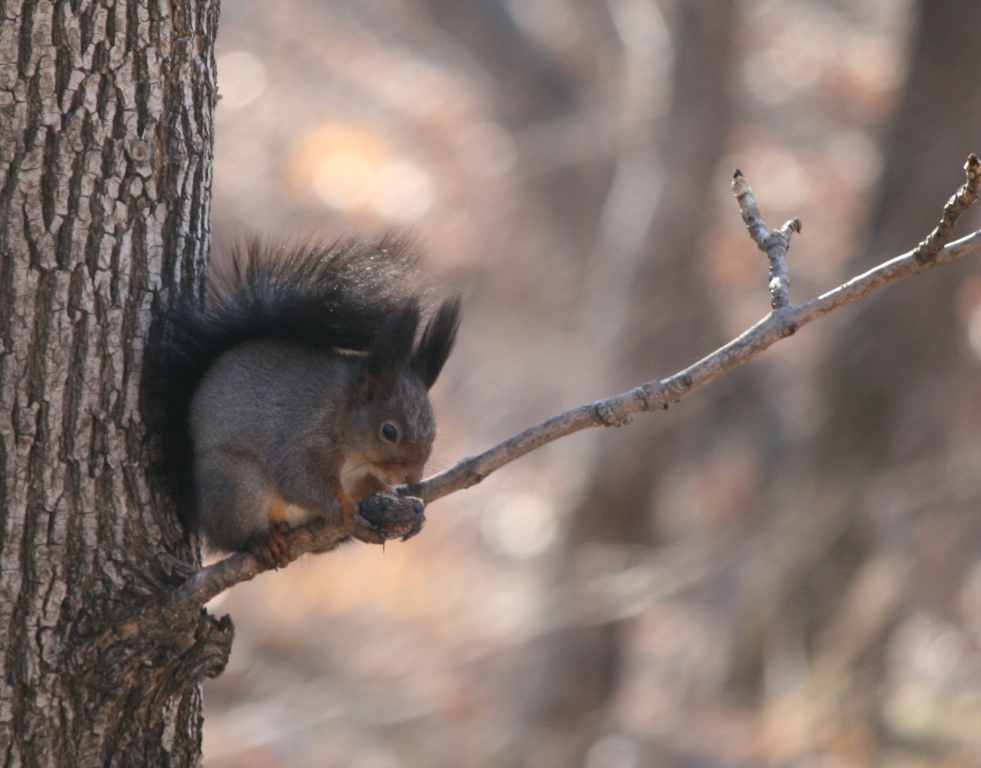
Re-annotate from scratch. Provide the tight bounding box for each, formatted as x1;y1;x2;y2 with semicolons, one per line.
202;1;981;766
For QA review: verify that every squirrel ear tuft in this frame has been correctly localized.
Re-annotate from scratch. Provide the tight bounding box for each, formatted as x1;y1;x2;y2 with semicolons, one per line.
411;298;461;389
359;305;420;401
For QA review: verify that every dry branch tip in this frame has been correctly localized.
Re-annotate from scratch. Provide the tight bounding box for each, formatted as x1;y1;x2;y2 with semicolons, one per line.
913;152;981;263
731;170;798;309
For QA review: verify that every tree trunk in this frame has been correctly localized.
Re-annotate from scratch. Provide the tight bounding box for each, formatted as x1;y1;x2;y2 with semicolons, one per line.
0;1;228;764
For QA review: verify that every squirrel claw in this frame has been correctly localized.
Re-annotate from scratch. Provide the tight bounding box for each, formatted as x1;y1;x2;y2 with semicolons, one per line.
247;523;293;569
353;492;426;544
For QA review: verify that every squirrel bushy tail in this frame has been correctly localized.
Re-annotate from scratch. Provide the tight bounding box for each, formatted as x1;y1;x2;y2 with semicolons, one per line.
143;238;442;531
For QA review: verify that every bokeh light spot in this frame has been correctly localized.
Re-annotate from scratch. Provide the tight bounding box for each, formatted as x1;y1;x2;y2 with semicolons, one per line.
217;51;267;109
481;492;558;559
371;160;435;223
313;149;378;211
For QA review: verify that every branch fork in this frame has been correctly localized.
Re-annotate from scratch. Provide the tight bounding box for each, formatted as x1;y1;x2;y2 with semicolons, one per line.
732;169;801;309
167;155;981;613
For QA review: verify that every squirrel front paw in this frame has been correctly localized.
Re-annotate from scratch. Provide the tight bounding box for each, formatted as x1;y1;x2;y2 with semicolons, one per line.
352;492;426;544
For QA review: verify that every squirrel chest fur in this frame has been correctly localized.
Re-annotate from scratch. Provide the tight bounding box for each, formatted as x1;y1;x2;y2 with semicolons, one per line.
144;240;460;561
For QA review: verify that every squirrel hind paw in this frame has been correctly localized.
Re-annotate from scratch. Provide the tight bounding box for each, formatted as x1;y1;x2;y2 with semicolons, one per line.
246;523;293;569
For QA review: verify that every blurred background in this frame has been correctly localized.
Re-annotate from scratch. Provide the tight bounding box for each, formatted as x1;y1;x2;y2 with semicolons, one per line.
202;0;981;765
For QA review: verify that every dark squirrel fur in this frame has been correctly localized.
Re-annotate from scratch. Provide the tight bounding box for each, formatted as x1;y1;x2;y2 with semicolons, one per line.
143;238;460;557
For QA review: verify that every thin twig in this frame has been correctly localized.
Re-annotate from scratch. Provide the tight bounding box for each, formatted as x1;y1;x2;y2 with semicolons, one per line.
913;153;981;263
168;157;981;611
732;169;800;309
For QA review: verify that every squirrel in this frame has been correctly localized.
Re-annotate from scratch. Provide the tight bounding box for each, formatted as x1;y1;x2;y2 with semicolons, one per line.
143;238;460;567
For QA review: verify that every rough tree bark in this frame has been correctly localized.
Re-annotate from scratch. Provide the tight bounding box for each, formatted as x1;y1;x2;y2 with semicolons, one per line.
0;1;228;764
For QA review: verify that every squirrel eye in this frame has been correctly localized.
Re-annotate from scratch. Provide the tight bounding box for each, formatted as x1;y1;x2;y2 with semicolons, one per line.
380;422;400;443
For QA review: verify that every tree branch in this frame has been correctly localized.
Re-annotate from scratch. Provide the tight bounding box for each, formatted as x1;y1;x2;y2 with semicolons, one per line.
168;155;981;611
414;154;981;504
166;519;352;610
